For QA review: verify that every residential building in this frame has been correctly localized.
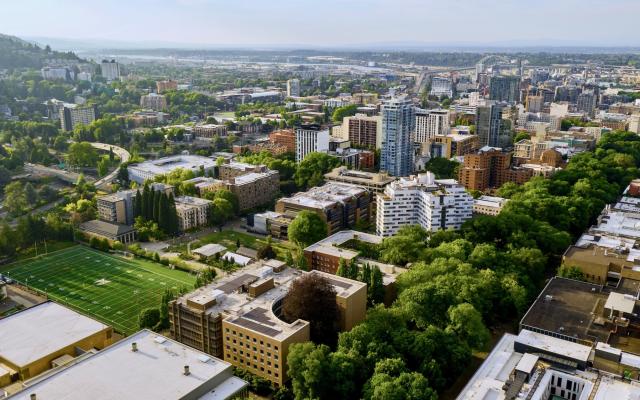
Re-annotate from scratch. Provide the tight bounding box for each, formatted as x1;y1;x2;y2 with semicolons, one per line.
475;103;504;147
6;329;248;400
269;129;296;153
96;184;173;225
193;124;228;139
473;195;508;216
174;196;213;231
275;183;373;236
59;103;97;131
414;109;450;143
128;155;217;184
169;261;366;386
100;59;120;81
352;92;378;105
629;115;640;134
226;169;280;211
97;190;136;225
41;66;72;81
139;93;167;111
458;147;534;192
577;90;597;117
218;161;265;180
376;172;473;237
286;79;300;97
0;302;112;389
303;230;403;305
428;133;479;158
488;75;520;103
78;220;137;244
429;76;454;98
324;167;395;193
183;177;226;195
337;113;382;150
381;97;415;177
156;79;178;93
525;94;544;113
295;124;330;162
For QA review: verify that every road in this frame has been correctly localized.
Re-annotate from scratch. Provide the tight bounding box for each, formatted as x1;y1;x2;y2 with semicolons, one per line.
90;143;131;190
23;163;89;184
7;197;66;227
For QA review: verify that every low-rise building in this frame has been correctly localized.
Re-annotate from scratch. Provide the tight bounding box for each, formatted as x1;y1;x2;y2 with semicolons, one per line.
376;172;473;237
226;170;280;212
128;155;217;184
193;124;228;139
174;196;213;231
139;93;167;111
275;183;373;236
156;79;178;93
473;195;509;216
7;330;247;400
427;133;479;158
78;220;137;244
324;167;395;193
169;261;366;386
269;129;296;153
0;302;112;388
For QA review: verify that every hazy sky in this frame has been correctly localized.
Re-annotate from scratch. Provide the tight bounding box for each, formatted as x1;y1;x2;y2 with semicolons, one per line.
2;0;639;47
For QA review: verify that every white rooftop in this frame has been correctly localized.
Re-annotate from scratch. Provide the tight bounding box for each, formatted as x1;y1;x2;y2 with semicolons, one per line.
129;155;217;176
604;292;636;315
0;302;109;368
515;329;592;363
7;330;247;400
221;252;252;266
193;243;227;257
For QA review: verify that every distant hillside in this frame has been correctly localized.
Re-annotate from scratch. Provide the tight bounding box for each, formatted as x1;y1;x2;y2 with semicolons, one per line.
0;33;81;69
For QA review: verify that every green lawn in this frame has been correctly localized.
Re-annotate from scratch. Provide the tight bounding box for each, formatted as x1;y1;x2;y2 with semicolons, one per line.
1;245;196;335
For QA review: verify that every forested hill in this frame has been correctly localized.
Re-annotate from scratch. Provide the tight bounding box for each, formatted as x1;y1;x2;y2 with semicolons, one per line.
0;33;81;69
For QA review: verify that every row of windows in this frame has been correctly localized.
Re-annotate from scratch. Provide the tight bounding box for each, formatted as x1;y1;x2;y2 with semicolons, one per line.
226;339;280;359
230;355;280;378
225;328;279;351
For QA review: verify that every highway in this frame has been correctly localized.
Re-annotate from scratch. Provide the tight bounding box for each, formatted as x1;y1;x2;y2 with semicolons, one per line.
90;143;131;190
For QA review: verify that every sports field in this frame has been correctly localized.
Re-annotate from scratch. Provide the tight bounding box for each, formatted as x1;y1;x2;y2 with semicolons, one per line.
1;245;196;335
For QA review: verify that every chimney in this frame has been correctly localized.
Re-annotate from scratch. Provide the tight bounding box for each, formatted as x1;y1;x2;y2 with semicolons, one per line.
131;342;138;352
30;395;36;400
184;365;190;376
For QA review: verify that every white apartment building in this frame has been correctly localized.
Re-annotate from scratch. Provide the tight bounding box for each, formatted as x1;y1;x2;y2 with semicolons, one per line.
415;109;450;143
174;196;213;231
100;60;120;81
127;155;217;184
140;93;167;111
376;172;473;236
59;103;97;131
295;125;330;162
429;76;453;98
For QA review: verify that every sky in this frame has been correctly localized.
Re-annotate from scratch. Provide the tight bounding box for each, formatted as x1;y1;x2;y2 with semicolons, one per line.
2;0;639;48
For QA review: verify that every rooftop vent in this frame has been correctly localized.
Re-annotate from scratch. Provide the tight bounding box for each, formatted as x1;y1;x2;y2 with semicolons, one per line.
30;394;36;400
544;295;553;302
131;342;138;352
184;365;190;376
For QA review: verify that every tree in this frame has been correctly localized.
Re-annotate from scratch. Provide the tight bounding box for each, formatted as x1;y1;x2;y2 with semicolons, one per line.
97;158;109;177
364;358;437;400
138;307;161;329
513;131;531;144
558;265;586;281
3;181;28;215
332;104;359;122
369;266;385;306
446;303;490;350
209;198;234;228
67;141;99;167
287;210;328;247
423;157;459;179
294;152;341;189
282;273;339;345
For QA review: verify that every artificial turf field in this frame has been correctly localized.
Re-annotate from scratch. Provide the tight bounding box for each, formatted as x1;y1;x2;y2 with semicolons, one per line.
1;245;195;334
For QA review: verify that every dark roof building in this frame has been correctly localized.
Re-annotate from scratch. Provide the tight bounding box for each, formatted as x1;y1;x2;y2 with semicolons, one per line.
78;220;136;244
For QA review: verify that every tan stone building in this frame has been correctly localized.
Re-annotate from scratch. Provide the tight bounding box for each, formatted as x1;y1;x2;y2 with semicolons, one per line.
169;260;366;386
269;129;296;153
174;196;213;231
324;166;395;194
0;302;112;387
275;183;372;236
458;148;534;192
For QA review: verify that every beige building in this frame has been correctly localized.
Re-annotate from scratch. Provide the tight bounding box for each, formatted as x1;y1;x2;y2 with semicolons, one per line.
174;196;213;231
0;302;112;389
473;195;509;216
226;170;280;212
324;166;395;193
427;133;479;158
169;260;366;386
193;124;228;139
334;113;382;150
140;93;167;111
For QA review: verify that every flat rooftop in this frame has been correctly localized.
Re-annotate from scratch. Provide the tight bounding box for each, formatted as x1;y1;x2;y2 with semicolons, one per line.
129;155;217;175
280;183;368;210
304;230;383;258
175;196;213;207
520;277;612;343
0;302;109;368
8;330;247;400
176;261;364;340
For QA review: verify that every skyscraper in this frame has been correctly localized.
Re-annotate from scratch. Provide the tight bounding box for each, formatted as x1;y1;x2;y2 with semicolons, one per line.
286;79;301;97
488;75;520;103
100;59;121;81
381;97;415;177
476;103;503;147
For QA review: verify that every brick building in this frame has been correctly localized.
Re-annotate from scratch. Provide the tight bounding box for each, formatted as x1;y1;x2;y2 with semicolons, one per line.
458;147;534;191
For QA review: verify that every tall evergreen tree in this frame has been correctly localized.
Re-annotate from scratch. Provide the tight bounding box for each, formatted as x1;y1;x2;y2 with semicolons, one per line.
369;266;385;305
133;190;142;218
152;190;161;222
336;258;348;277
167;193;179;235
141;184;151;220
